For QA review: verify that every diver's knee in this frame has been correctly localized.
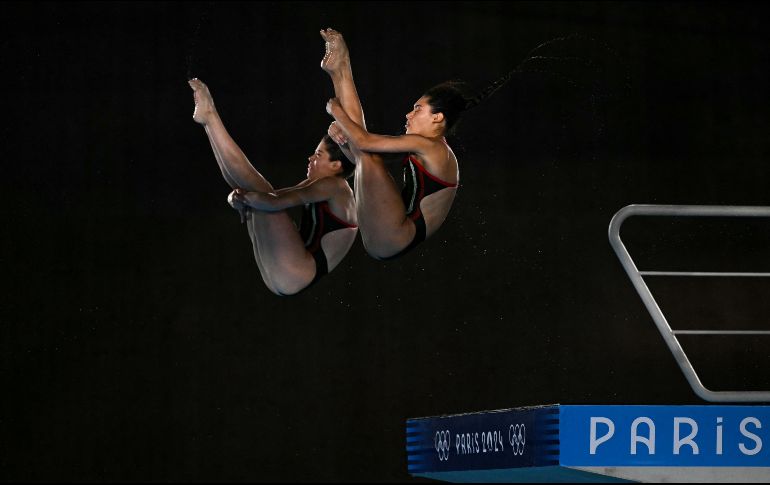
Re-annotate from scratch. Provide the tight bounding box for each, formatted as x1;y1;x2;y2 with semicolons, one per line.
269;274;311;296
361;238;400;261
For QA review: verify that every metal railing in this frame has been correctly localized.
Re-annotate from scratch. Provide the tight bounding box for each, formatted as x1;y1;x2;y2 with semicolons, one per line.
609;204;770;402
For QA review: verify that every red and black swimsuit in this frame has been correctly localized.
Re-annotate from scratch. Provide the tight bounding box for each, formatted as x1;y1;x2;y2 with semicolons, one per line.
298;201;357;286
383;154;457;260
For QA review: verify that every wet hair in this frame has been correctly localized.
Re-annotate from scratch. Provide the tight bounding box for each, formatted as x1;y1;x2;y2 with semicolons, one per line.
323;135;355;179
423;70;515;136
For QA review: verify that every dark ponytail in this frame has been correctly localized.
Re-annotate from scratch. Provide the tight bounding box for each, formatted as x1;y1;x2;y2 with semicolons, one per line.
423;69;516;136
464;69;516;111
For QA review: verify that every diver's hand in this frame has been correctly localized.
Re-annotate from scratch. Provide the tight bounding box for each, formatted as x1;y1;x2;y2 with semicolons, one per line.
327;121;348;146
227;189;249;223
326;97;342;116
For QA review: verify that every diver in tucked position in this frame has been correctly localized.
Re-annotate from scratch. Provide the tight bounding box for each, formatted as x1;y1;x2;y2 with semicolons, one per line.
189;78;357;295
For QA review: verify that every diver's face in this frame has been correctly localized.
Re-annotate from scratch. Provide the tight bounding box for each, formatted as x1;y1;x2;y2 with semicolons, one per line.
307;140;338;179
405;96;435;135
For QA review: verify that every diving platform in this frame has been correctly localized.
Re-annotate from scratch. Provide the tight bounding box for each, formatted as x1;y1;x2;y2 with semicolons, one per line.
405;205;770;482
406;404;770;482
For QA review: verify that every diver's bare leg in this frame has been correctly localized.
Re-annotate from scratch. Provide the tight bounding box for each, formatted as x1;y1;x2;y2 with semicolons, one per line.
246;211;316;295
321;29;366;130
321;31;414;257
228;192;316;295
353;153;416;259
189;78;273;192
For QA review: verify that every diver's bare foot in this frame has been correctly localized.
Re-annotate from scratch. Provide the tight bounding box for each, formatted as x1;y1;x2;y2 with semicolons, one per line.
320;28;350;74
188;78;217;125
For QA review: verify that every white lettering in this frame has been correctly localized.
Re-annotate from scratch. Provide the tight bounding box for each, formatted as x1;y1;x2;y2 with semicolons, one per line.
590;417;615;455
452;431;507;454
674;417;699;455
630;417;655;455
739;417;762;456
716;417;723;455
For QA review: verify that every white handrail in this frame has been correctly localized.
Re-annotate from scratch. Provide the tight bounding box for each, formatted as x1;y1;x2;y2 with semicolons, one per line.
608;204;770;403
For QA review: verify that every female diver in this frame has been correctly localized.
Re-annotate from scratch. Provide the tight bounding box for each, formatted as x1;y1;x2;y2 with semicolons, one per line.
188;78;358;296
321;28;506;260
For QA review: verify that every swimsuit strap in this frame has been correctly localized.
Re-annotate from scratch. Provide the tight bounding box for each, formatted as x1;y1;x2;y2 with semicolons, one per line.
408;155;458;188
320;201;358;229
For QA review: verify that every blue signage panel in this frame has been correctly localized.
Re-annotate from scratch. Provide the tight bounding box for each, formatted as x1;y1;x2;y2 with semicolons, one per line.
560;405;770;467
406;405;559;474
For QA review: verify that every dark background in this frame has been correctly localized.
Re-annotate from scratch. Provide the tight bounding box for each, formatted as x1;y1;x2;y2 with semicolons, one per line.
3;1;770;481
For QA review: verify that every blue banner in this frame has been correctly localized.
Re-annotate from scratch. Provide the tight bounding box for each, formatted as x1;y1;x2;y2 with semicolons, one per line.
406;405;559;473
559;405;770;467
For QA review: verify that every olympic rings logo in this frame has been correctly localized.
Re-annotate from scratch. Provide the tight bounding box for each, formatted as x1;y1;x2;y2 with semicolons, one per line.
509;424;526;456
435;430;451;461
